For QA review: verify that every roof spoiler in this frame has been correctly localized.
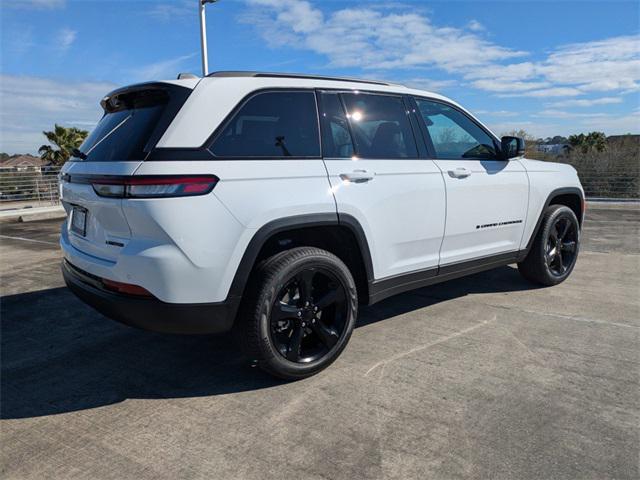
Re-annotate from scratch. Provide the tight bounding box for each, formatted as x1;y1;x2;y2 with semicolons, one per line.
99;82;191;113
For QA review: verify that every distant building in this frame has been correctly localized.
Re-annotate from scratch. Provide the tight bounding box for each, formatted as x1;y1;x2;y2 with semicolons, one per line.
0;155;51;172
536;144;571;155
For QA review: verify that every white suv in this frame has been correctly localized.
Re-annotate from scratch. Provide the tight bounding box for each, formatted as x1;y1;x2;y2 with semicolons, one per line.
60;72;584;379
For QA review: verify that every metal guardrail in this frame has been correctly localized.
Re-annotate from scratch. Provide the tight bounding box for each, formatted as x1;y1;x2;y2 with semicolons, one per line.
0;166;62;212
566;168;639;199
0;163;637;213
527;150;639;199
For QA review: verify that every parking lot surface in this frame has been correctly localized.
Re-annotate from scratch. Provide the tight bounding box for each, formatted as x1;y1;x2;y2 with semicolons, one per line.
1;204;639;480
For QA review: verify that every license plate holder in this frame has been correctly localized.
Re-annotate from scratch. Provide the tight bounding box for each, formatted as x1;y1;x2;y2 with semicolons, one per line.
71;206;87;237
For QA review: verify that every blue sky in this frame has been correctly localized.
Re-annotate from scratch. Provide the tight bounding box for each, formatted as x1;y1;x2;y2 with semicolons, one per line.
1;0;639;154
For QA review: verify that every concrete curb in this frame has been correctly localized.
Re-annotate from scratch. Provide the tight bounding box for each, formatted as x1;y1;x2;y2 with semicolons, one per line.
0;206;65;223
587;197;640;204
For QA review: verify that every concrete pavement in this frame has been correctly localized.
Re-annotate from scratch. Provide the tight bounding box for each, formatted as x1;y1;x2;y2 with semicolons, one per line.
1;204;638;479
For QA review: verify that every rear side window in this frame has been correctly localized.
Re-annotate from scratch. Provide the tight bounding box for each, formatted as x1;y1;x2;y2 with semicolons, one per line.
73;87;187;162
211;91;320;158
341;93;418;158
415;99;497;160
318;92;354;158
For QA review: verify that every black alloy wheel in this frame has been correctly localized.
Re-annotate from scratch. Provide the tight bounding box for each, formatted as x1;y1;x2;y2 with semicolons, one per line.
238;247;358;380
518;204;580;286
545;216;578;277
270;268;348;363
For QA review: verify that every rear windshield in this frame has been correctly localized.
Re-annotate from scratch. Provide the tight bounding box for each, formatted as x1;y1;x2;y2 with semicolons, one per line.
72;86;189;162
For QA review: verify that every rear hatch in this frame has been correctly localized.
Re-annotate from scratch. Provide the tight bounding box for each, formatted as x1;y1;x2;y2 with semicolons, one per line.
60;81;194;262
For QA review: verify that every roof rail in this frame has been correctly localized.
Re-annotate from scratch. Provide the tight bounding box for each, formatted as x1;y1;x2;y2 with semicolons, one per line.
206;71;393;86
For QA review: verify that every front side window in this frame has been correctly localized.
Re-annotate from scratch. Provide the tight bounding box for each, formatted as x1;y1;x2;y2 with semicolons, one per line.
415;99;497;160
318;92;354;158
211;91;320;158
341;93;418;159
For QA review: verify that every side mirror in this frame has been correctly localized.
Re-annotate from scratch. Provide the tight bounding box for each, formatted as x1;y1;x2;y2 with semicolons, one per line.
501;136;525;159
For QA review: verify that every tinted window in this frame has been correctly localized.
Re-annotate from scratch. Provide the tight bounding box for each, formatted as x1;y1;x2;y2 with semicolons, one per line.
415;99;497;160
341;93;418;158
211;91;320;157
319;92;354;158
75;90;169;162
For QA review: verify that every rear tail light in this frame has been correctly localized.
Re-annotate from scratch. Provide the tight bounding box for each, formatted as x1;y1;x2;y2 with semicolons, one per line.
89;175;219;198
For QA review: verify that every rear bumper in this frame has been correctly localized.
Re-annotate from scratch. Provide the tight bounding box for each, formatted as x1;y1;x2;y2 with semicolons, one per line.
62;260;240;335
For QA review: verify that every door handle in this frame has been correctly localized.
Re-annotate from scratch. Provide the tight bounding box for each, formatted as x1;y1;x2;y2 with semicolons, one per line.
448;167;472;179
339;169;375;183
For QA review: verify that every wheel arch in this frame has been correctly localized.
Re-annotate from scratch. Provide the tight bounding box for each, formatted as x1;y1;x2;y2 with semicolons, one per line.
227;213;374;305
522;187;584;256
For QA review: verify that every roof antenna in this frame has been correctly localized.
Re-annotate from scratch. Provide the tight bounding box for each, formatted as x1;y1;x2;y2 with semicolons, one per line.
199;0;220;76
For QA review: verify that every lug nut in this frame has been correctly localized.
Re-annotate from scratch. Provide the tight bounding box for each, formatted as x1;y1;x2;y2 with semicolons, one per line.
302;322;306;327
297;311;302;317
313;306;318;311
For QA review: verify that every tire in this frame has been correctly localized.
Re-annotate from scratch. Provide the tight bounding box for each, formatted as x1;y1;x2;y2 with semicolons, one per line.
518;204;580;286
236;247;358;380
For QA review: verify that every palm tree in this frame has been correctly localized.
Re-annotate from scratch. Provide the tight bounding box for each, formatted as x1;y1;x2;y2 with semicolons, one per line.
568;131;607;154
585;131;607;153
38;124;89;166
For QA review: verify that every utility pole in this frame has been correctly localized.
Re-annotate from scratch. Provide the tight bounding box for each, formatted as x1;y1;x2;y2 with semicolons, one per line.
199;0;219;76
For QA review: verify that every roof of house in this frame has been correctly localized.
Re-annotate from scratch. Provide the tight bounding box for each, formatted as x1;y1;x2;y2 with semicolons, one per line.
0;155;50;168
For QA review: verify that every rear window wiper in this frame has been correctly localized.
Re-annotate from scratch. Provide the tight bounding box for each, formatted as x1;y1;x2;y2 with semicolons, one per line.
83;113;132;158
71;148;87;160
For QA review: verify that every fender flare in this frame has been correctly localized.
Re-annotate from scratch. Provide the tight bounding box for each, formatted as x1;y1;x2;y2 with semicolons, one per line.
226;213;374;300
520;187;584;258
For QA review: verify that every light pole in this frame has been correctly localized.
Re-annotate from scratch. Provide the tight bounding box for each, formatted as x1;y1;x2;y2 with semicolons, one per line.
199;0;219;76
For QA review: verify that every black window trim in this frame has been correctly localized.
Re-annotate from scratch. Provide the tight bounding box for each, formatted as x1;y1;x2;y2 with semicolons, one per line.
410;95;503;162
148;87;323;161
317;88;425;161
316;90;353;159
70;82;193;163
148;87;492;162
403;95;430;158
208;88;323;160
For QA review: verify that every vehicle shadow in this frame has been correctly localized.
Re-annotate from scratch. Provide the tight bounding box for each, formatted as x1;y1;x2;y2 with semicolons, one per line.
1;265;539;419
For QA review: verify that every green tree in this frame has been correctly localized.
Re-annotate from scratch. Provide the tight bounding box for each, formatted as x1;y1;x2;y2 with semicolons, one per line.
568;131;607;154
38;124;89;166
546;135;568;145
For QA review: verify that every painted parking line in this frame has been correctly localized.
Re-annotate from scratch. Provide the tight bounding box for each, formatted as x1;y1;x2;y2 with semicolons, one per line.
0;234;58;246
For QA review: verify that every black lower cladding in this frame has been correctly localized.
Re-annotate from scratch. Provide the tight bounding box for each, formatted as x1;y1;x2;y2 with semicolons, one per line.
368;250;521;304
62;260;240;334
